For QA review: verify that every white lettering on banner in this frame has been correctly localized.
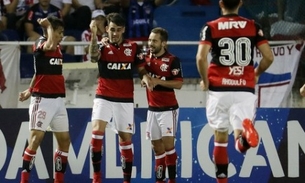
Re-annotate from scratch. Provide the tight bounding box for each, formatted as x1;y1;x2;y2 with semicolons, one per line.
255;45;294;58
140;122;152;178
180;121;193;178
288;121;305;177
1;120;305;180
5;122;49;179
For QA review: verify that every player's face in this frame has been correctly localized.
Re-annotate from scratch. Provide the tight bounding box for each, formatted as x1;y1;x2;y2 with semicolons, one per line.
148;32;163;55
54;26;64;43
106;22;125;44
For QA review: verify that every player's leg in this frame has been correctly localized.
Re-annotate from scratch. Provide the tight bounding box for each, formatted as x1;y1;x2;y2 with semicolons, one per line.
206;91;230;183
91;98;112;183
151;139;166;183
231;92;259;153
159;109;179;183
21;97;54;183
53;132;70;183
115;102;135;183
213;130;229;183
51;100;70;183
118;131;133;183
147;110;166;183
20;130;45;183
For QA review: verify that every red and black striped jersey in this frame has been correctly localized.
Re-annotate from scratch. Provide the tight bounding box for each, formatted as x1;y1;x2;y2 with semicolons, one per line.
199;14;268;93
144;51;183;111
32;36;65;98
95;39;145;102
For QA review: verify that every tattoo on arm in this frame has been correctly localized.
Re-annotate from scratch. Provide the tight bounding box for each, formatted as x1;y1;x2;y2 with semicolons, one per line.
89;36;99;63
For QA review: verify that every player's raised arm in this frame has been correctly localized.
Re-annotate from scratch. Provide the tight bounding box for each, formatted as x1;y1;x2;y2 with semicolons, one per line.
89;20;101;63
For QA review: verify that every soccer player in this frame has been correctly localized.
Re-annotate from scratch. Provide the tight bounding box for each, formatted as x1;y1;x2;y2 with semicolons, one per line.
196;0;274;183
19;16;70;183
143;27;183;183
88;12;152;183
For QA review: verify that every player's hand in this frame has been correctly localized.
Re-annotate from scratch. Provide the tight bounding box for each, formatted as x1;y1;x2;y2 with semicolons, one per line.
37;18;51;28
100;37;109;46
300;84;305;97
19;89;31;102
90;20;98;35
255;75;260;84
141;75;153;91
200;80;208;91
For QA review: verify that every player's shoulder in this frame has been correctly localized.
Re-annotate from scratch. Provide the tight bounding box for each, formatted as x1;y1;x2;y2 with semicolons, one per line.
124;39;138;45
164;51;180;61
122;39;139;48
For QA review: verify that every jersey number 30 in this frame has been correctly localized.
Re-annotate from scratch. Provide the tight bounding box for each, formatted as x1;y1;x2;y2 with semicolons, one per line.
218;37;251;66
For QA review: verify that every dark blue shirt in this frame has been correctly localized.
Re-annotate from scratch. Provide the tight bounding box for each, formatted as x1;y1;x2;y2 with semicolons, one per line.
25;3;61;35
124;0;156;40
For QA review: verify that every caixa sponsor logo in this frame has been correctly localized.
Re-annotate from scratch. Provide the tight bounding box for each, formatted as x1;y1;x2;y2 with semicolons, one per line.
49;58;63;65
107;63;131;70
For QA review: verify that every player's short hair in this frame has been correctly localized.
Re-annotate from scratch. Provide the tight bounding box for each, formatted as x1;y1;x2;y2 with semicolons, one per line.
222;0;241;10
47;15;64;30
151;27;168;42
106;13;125;27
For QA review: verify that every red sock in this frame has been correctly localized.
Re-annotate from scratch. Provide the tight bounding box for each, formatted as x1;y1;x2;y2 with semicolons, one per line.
155;152;166;182
91;131;104;173
165;148;177;181
120;141;133;183
54;149;68;182
214;142;228;183
21;148;36;183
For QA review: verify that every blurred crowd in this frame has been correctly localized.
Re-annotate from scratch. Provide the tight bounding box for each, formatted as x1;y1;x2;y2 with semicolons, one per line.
0;0;305;61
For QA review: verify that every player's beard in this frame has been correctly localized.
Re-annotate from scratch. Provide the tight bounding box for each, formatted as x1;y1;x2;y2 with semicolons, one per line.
150;46;161;55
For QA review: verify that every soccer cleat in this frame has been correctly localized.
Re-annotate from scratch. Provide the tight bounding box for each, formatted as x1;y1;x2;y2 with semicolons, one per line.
92;172;102;183
242;119;259;147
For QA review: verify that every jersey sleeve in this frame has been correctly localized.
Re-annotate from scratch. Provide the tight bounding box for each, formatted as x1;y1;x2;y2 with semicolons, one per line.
134;44;146;67
199;24;212;46
254;22;268;46
25;9;34;23
33;38;46;55
171;57;183;80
